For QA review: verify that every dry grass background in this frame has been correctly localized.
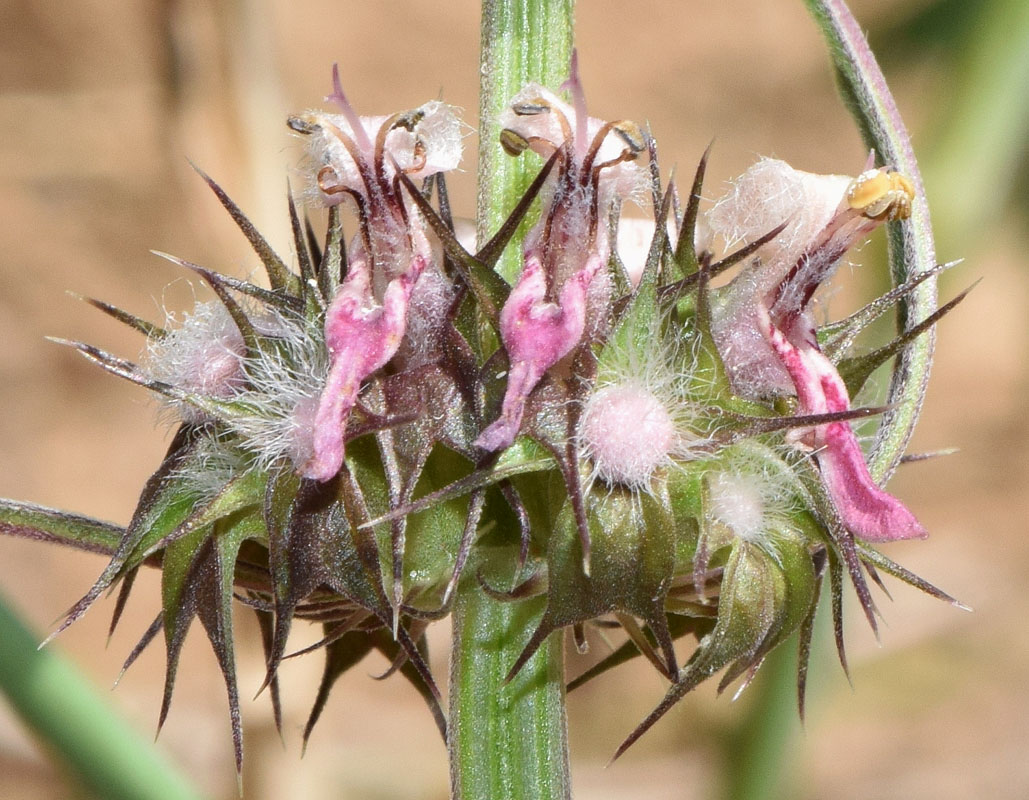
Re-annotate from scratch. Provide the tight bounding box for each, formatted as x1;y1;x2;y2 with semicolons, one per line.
1;1;1026;798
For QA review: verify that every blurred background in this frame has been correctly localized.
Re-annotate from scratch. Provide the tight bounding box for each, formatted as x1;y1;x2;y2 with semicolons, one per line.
1;0;1026;797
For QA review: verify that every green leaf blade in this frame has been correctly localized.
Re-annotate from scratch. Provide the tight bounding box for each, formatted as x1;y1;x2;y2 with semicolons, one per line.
0;499;122;556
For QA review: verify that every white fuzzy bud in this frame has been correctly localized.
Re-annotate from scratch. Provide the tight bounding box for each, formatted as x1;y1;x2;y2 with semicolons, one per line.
580;381;676;489
143;301;246;424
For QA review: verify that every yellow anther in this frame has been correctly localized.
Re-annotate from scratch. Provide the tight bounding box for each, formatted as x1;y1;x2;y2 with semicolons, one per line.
612;121;646;155
846;169;915;221
287;113;321;135
500;128;531;157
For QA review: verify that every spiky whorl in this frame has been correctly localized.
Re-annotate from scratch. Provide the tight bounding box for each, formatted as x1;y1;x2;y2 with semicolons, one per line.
4;50;957;788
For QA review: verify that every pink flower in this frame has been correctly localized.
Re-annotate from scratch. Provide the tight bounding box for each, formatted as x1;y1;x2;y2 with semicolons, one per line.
758;306;925;540
709;157;926;541
475;54;647;451
290;67;462;480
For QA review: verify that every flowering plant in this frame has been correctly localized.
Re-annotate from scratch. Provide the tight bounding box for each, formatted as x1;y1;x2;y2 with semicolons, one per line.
0;1;967;798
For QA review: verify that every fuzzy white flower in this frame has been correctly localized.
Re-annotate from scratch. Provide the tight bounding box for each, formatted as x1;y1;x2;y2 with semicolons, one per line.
705;156;926;543
705;158;851;397
224;309;328;473
143;301;246;424
706;158;851;295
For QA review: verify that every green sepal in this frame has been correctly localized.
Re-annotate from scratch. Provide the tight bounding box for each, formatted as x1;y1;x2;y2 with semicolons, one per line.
818;260;953;359
43;428;204;641
71;293;167;339
261;462;302;681
158;520;217;731
715;533;817;694
303;622;446;750
52;339;263;424
349;425;470;614
392;446;475;613
600;254;660;373
395;169;512;325
191;163;301;296
686;280;736;404
666;463;705;573
614;540;792;759
195;511;266;775
506;481;679;681
566;614;714;692
835;281;973;398
158;509;264;775
359;436;555;529
670;143;711;279
285;186;319;312
318;205;344;304
856;542;965;608
137;463;268;563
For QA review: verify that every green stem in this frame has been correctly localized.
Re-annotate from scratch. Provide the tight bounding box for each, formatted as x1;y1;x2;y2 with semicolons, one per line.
804;0;940;483
476;0;575;281
449;589;570;800
449;3;575;796
0;593;204;800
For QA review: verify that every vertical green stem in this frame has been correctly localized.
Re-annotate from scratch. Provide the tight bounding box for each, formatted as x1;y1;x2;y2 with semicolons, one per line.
476;0;575;281
0;593;203;800
449;590;570;800
449;1;575;797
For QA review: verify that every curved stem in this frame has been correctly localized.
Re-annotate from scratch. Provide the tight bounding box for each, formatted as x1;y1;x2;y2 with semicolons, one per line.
0;593;203;800
803;0;939;483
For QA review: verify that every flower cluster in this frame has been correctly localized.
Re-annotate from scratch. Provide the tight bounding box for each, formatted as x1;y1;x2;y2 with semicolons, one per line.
5;57;964;776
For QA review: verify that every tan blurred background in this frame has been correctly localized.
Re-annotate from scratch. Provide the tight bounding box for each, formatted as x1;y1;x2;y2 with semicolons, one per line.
1;1;1026;798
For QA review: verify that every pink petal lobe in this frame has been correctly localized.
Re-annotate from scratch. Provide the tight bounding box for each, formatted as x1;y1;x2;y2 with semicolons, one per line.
818;419;927;541
760;306;926;542
475;255;599;451
303;253;423;481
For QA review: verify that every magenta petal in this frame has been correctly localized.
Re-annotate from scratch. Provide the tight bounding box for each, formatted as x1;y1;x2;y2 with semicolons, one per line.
473;359;541;452
807;336;927;541
475;255;598;451
761;306;927;542
302;256;422;481
305;352;361;482
818;421;927;541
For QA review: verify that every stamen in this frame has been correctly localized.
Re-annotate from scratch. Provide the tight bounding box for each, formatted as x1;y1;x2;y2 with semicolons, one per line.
318;118;379;198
